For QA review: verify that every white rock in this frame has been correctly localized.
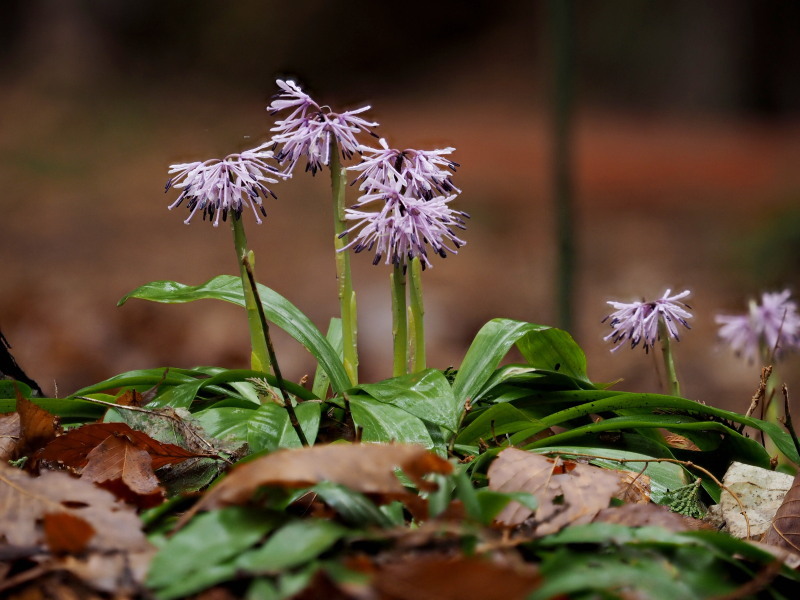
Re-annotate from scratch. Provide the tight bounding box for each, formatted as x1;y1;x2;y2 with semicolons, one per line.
717;461;794;539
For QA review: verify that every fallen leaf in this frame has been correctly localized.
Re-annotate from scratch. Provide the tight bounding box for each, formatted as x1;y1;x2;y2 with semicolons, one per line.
0;412;21;461
0;461;152;553
15;394;59;460
42;512;96;555
762;473;800;554
371;554;540;600
80;434;164;508
0;461;155;594
593;503;707;531
114;389;147;408
195;443;452;512
488;448;621;535
38;422;199;471
614;469;651;504
664;433;701;451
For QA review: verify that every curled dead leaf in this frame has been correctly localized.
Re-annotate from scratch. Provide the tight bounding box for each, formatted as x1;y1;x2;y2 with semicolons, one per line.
81;434;165;508
0;412;20;462
16;395;59;461
38;422;200;471
762;473;800;554
488;448;621;535
43;512;96;555
196;443;452;512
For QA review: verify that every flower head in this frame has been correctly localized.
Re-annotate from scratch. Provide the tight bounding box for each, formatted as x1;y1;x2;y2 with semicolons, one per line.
268;79;377;175
165;143;286;226
340;178;469;269
716;290;800;363
348;137;460;199
603;289;693;352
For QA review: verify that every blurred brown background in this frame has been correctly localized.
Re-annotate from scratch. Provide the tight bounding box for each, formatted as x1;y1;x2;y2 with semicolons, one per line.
2;0;800;411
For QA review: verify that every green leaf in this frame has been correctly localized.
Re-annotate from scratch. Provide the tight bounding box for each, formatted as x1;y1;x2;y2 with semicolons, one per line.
502;391;798;464
148;369;315;410
456;403;546;445
0;380;31;399
347;394;435;449
516;327;591;384
119;276;350;394
521;414;770;467
313;318;343;400
358;369;460;431
196;401;321;451
147;507;276;598
71;367;202;396
452;319;549;406
311;481;395;528
0;396;105;419
452;319;594;412
236;519;345;573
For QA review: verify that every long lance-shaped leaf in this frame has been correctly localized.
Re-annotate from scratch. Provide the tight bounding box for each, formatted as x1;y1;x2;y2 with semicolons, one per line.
506;392;800;464
522;414;770;467
451;318;593;407
118;276;350;394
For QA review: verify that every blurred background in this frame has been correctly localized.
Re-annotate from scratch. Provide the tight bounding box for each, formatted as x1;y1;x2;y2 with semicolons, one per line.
2;0;800;411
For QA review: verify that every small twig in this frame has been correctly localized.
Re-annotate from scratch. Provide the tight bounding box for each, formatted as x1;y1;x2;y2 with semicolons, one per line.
781;384;800;463
242;254;309;447
746;365;772;419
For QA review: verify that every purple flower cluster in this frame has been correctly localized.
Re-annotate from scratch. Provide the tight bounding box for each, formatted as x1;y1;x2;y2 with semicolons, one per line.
716;290;800;363
342;136;468;269
268;79;377;175
349;138;460;200
603;289;693;352
164;77;470;261
340;179;468;269
165;143;286;226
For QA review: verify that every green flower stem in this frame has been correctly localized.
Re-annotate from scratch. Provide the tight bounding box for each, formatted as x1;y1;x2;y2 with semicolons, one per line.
231;217;270;373
330;142;358;385
761;350;780;459
408;257;426;373
391;264;408;377
658;319;681;397
242;254;309;447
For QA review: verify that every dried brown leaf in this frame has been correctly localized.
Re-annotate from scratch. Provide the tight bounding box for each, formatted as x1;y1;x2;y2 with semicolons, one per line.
593;503;708;531
372;554;540;600
762;473;800;554
38;422;199;471
0;461;152;553
16;395;59;460
0;412;21;461
42;512;96;555
196;443;452;511
488;448;621;535
81;434;164;508
114;389;147;407
614;469;651;504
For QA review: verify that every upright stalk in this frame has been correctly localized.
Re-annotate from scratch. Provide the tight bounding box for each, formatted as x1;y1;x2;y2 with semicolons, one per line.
407;257;426;373
391;264;408;377
242;254;309;446
231;217;270;373
330;141;359;385
550;0;576;333
658;319;681;397
761;345;780;459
